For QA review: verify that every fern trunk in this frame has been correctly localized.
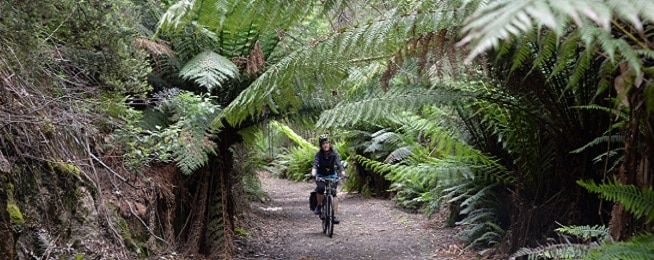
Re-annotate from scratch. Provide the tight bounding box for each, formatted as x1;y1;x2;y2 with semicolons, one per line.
610;88;654;240
205;127;239;258
171;127;240;258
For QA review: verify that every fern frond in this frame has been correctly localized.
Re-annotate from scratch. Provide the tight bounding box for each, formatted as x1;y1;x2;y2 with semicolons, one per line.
158;0;313;38
459;184;497;215
388;112;516;185
174;131;217;175
363;129;407;158
355;154;473;183
460;0;654;63
510;243;592;260
578;179;654;223
156;0;196;34
179;51;239;92
555;224;611;242
275;145;315;181
317;86;473;128
570;135;623;154
571;104;628;121
589;234;654;260
269;120;316;150
384;146;414;163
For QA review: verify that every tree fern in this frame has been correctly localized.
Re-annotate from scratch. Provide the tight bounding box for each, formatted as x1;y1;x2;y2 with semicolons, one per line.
216;1;485;127
577;179;654;223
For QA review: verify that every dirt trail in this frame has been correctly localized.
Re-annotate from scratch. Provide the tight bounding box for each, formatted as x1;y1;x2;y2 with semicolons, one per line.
234;174;475;260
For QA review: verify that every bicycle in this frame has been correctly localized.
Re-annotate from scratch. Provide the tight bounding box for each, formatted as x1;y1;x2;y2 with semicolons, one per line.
316;176;346;238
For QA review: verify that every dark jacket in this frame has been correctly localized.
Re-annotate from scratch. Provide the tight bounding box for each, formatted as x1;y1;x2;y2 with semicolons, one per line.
312;149;345;176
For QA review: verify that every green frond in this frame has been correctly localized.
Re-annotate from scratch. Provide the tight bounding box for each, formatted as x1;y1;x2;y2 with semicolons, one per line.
460;0;654;64
456;208;495;225
570;135;623;154
577;179;654;223
269;120;316;150
531;30;559;72
166;93;221;175
570;104;628;121
555;225;611;242
157;0;313;38
218;45;347;126
364;129;406;155
565;47;594;93
156;0;196;35
459;184;497;215
455;206;505;250
509;35;535;74
510;243;592;260
179;51;239;92
387;112;516;185
514;225;652;260
355;154;473;183
584;26;641;73
592;59;617;103
384;146;414;163
274;145;315;181
113;91;220;175
547;29;580;81
589;234;654;260
174;133;217;175
317;86;473;128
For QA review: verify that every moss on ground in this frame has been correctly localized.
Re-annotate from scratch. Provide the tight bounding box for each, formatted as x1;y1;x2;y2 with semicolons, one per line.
6;203;24;224
48;161;81;176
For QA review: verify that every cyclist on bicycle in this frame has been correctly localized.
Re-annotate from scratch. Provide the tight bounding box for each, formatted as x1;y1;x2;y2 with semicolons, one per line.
311;134;346;224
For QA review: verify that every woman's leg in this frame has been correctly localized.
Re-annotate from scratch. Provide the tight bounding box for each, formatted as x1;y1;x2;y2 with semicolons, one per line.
315;180;326;213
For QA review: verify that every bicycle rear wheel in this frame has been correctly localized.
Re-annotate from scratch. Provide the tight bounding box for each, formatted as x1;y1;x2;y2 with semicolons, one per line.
326;195;334;237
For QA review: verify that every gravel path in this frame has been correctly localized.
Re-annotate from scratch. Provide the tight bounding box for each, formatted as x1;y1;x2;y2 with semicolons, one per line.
234;175;475;260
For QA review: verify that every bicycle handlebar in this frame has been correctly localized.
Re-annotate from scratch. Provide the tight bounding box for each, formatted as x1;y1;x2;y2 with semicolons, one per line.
315;176;348;183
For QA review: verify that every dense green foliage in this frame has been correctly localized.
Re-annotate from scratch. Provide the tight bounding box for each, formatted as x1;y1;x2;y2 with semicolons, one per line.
112;91;219;174
3;0;653;258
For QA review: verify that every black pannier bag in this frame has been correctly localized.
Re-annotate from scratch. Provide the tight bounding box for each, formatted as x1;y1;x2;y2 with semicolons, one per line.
309;191;317;211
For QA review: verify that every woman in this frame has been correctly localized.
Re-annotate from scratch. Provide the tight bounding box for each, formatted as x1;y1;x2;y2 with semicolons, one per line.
311;134;346;224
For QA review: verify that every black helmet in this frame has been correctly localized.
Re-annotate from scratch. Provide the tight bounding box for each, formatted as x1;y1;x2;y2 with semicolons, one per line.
319;134;329;146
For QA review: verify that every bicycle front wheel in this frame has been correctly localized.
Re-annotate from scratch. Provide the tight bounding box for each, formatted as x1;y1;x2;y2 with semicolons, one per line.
326;195;334;237
322;198;328;234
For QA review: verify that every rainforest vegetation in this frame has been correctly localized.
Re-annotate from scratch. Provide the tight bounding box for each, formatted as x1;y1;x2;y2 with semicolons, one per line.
1;0;653;259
